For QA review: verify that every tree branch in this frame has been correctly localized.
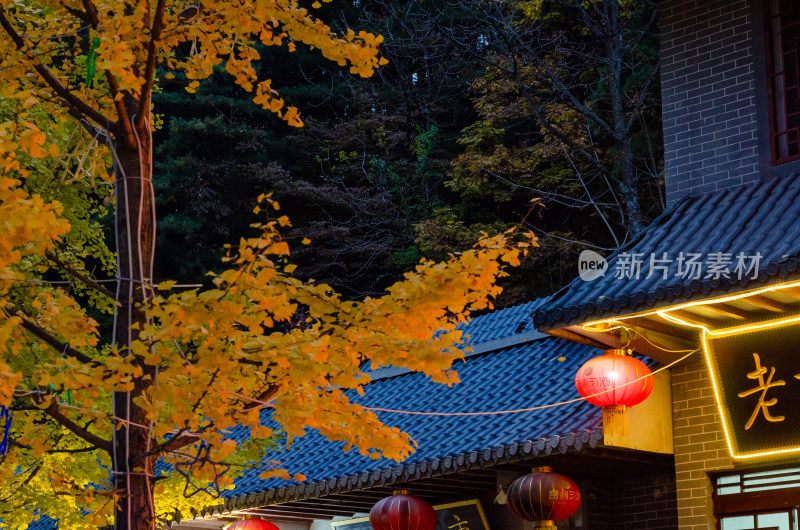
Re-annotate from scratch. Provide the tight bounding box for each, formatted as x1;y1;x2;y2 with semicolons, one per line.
11;438;97;454
532;56;617;139
136;0;167;128
240;384;277;413
66;108;110;145
0;8;117;133
134;381;278;463
78;0;136;147
132;430;201;464
510;58;613;181
45;251;116;299
624;57;661;133
2;307;105;368
35;396;113;453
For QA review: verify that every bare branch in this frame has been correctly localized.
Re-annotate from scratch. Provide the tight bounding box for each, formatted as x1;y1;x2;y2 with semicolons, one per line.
132;431;201;464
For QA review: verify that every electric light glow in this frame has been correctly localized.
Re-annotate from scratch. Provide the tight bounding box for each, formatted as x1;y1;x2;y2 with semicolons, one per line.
700;331;737;459
576;279;800;460
702;324;800;460
579;277;800;330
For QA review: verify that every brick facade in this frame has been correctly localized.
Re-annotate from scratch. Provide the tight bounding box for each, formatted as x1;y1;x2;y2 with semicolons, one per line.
584;473;678;530
660;0;761;206
672;358;734;530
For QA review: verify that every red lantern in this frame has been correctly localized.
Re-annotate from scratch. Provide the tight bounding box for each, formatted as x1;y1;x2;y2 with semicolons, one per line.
369;490;436;530
507;467;581;526
575;349;653;407
227;520;279;530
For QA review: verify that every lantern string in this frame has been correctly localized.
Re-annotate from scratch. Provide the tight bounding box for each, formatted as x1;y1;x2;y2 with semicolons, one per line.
9;328;698;423
224;348;698;416
362;348;697;416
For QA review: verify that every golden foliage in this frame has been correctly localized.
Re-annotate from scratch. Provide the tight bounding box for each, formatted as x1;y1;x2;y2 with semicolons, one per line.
0;0;534;525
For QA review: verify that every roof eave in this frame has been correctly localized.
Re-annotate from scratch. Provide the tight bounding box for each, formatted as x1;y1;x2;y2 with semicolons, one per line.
178;428;604;524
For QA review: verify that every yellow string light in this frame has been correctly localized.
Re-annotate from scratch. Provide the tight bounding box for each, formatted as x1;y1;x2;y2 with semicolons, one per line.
592;304;800;460
580;277;800;330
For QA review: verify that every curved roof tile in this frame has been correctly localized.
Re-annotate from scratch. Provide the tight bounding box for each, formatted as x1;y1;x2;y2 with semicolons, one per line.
534;175;800;328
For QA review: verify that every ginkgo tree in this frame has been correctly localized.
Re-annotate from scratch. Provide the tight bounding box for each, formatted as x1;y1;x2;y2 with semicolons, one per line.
0;1;534;528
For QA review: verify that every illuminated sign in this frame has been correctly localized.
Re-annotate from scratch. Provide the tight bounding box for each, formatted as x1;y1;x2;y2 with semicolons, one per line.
703;321;800;459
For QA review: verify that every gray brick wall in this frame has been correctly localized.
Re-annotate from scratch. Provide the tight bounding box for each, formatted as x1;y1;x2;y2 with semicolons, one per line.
672;358;734;530
661;0;761;206
584;473;678;530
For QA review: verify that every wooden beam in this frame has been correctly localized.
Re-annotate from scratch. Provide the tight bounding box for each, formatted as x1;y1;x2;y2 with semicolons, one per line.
628;333;697;358
703;303;751;320
544;327;612;349
428;476;497;488
235;507;331;520
295;497;376;511
170;516;238;529
669;309;720;328
744;294;794;313
778;286;800;300
714;487;800;516
629;316;698;342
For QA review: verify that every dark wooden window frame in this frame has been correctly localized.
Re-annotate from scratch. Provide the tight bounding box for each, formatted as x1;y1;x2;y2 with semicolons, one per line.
712;467;800;529
714;486;800;516
765;0;800;165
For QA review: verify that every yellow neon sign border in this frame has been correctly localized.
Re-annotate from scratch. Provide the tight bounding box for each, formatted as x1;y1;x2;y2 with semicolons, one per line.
659;311;800;337
573;277;800;460
700;324;800;460
579;278;800;330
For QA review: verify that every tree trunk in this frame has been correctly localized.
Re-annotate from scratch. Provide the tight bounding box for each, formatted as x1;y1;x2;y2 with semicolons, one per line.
606;0;644;236
112;106;158;530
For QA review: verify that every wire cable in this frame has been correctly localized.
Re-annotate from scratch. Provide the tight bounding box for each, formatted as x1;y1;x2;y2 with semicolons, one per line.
226;348;697;417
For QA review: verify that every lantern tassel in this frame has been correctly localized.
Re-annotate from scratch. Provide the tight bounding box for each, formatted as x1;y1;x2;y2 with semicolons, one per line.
602;404;628;437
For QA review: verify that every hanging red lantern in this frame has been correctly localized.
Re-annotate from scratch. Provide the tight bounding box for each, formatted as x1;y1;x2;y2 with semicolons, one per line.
575;349;653;407
369;489;436;530
227;519;279;530
507;467;581;527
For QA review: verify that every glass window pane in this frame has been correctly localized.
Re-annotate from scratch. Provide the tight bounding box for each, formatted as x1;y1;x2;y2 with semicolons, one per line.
722;515;755;530
757;511;791;527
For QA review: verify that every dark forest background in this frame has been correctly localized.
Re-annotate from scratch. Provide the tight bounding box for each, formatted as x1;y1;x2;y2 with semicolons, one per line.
152;0;663;308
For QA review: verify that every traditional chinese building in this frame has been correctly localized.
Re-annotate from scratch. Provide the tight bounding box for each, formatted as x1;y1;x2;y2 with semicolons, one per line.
29;2;795;529
533;1;800;528
173;301;678;529
174;2;800;529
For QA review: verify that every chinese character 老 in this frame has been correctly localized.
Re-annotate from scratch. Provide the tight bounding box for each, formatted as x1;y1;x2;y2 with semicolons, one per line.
447;515;470;530
737;353;785;430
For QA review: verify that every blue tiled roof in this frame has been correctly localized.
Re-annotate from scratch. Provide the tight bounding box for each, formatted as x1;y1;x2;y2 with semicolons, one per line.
186;301;605;516
29;303;606;526
534;175;800;329
226;337;601;499
458;299;544;345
